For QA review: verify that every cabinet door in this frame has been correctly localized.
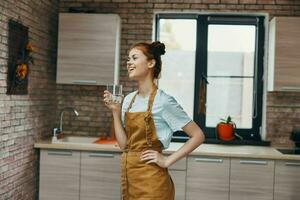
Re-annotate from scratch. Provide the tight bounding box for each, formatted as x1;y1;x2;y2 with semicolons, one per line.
186;156;230;200
80;152;121;200
274;160;300;200
268;17;300;91
57;13;120;85
169;157;187;200
39;150;80;200
230;158;274;200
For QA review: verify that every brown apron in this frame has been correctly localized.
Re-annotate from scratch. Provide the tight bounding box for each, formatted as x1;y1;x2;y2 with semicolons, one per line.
121;86;175;200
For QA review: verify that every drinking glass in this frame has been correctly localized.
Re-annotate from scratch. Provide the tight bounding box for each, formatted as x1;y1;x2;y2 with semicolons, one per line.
106;84;123;104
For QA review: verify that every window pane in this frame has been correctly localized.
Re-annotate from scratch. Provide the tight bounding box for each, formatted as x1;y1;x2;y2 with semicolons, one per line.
207;25;256;77
158;19;197;118
205;24;256;129
206;77;253;128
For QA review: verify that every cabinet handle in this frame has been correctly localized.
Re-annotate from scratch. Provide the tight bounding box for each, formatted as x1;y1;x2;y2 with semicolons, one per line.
89;153;114;158
195;158;223;163
239;160;267;165
48;150;72;156
285;161;300;166
72;80;97;85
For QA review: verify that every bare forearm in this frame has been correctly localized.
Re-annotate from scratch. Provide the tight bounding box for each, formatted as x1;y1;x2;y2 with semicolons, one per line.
112;111;127;150
166;122;205;167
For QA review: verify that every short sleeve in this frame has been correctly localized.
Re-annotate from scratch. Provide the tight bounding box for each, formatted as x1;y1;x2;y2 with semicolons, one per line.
161;95;192;132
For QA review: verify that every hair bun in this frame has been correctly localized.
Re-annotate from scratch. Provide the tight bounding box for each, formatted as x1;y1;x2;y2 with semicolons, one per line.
151;41;166;56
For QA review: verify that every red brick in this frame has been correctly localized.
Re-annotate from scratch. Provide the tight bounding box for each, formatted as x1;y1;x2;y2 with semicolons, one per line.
112;0;128;2
172;4;190;9
221;0;238;3
191;4;209;9
276;0;295;4
129;0;147;2
202;0;220;3
240;0;256;4
257;0;275;4
264;4;281;9
184;0;203;3
166;0;185;2
245;4;264;9
148;0;165;2
209;4;227;9
154;3;173;9
226;4;245;9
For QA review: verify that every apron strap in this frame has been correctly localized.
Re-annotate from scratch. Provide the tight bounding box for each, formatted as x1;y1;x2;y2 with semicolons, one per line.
146;85;158;112
127;91;138;112
126;85;158;147
144;85;158;147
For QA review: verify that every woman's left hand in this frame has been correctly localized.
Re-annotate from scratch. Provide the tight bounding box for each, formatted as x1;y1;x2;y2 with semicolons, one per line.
140;150;170;168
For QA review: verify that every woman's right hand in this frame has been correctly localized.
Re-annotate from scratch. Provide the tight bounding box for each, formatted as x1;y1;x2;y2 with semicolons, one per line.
103;90;123;112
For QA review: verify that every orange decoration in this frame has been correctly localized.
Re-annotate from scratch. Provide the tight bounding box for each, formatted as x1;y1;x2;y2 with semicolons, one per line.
15;64;27;79
26;42;34;52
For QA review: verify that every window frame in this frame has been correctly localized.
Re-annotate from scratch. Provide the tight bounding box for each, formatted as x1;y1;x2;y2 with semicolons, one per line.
155;13;265;142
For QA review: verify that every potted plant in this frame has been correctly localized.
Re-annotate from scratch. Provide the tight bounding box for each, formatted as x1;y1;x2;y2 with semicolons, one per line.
216;116;235;141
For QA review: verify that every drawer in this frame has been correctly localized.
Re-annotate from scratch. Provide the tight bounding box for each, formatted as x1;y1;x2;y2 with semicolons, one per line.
169;157;187;171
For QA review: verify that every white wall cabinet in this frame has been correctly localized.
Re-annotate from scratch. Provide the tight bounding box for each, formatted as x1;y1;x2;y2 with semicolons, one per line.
274;160;300;200
268;17;300;91
186;156;230;200
39;150;80;200
56;13;120;85
230;158;274;200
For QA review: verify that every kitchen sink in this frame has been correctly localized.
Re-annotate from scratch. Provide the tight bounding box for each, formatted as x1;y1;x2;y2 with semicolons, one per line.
276;148;300;155
53;136;98;144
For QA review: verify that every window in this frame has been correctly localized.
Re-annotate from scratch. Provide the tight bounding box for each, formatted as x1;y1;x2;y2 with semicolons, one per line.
156;14;265;142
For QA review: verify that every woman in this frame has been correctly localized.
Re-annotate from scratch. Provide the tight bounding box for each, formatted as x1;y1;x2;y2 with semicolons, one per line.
104;41;205;200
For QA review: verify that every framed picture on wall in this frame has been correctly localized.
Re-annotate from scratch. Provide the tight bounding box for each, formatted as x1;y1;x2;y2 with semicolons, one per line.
6;19;33;95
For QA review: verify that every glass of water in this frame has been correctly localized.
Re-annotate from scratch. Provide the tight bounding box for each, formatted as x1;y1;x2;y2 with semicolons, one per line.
106;84;123;104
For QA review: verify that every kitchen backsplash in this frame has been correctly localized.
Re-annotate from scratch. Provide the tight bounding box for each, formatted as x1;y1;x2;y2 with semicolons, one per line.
267;91;300;147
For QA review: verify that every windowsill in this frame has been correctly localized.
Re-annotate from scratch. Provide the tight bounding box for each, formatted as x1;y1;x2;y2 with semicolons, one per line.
171;136;271;146
204;138;271;146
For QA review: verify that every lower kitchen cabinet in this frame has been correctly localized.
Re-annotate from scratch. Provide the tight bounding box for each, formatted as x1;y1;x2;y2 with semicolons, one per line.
169;157;187;200
39;150;80;200
186;156;230;200
80;151;121;200
230;158;274;200
39;148;300;200
274;160;300;200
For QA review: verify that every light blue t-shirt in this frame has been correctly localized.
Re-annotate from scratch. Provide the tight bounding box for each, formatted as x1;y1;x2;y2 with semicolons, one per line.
121;89;192;149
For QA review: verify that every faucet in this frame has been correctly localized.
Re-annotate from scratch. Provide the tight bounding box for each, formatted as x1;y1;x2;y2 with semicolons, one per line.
53;107;79;141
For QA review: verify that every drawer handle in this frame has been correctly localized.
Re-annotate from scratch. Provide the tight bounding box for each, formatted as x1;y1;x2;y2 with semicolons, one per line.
48;151;72;156
285;162;300;166
89;153;114;158
72;80;97;85
195;158;223;163
239;160;267;165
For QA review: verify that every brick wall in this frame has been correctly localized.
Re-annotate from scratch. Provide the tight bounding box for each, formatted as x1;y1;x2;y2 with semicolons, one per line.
0;0;59;199
267;92;300;147
59;0;300;146
0;0;299;199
